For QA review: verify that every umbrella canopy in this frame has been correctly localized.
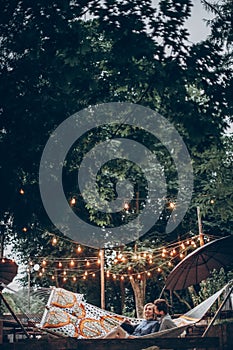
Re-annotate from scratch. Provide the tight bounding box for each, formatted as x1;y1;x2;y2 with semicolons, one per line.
0;258;18;286
164;235;233;291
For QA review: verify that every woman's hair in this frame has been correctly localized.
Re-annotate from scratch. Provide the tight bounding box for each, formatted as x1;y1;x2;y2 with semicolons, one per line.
143;302;157;319
153;299;169;314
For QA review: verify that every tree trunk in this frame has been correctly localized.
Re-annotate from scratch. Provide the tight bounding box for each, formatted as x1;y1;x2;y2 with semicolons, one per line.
130;275;146;318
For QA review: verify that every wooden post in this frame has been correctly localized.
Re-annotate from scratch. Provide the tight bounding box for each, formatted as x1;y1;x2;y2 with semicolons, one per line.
100;249;105;309
197;206;205;246
28;265;31;312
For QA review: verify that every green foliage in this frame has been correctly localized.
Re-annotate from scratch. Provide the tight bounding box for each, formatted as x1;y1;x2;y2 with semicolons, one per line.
191;268;233;307
0;0;232;313
0;288;47;316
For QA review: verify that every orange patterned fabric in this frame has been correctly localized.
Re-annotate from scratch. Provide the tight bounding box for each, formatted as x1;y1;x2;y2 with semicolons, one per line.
39;287;128;338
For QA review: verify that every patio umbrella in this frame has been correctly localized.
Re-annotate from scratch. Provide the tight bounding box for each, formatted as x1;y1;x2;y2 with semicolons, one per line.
0;258;18;286
164;235;233;291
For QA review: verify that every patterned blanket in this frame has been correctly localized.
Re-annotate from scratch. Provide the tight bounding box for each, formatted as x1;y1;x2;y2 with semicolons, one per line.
38;287;138;338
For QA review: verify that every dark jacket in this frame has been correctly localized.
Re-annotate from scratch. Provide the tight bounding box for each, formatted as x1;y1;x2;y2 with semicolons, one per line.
121;319;159;336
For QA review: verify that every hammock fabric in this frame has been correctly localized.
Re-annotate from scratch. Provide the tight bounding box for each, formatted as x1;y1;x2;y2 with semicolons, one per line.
38;283;231;339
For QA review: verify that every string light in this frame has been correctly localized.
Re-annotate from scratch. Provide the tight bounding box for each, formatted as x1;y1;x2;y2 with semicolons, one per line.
168;202;175;209
70;197;76;205
19;189;25;195
30;233;207;283
52;237;57;245
124;202;130;211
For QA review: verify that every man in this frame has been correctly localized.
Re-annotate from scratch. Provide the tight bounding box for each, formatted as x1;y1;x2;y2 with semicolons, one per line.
154;298;177;331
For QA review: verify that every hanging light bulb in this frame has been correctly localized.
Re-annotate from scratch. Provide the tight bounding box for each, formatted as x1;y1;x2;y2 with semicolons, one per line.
52;237;57;245
70;197;76;205
168;202;175;209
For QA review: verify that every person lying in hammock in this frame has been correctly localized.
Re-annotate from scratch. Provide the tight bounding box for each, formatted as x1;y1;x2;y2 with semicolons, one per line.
104;303;160;338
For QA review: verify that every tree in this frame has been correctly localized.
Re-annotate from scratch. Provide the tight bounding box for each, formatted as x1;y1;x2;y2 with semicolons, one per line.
0;0;232;316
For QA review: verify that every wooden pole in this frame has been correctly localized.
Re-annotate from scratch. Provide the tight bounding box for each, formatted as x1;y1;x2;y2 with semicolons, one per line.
100;249;105;309
28;266;31;312
197;206;205;246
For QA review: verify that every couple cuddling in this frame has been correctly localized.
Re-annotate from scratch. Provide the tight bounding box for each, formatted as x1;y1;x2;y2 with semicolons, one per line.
104;298;177;339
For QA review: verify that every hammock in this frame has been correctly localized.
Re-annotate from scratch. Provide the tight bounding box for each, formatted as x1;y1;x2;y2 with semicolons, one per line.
37;282;232;339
